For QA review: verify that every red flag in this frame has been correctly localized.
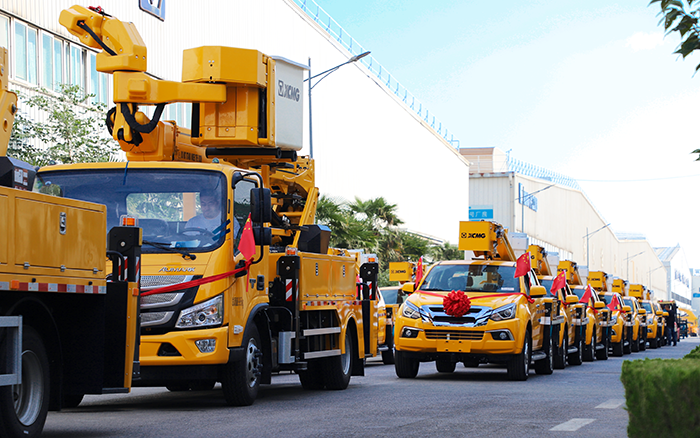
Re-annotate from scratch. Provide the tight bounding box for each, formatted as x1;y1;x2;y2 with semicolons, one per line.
607;294;620;312
239;214;256;261
579;285;593;304
514;252;530;278
550;270;566;296
415;256;424;285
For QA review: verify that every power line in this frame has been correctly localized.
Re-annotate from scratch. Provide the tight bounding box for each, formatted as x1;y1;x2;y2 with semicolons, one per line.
575;174;700;183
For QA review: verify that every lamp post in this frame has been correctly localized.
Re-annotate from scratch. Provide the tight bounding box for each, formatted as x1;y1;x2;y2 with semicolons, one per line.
583;223;611;269
305;51;370;159
517;183;555;233
625;250;645;281
648;265;665;290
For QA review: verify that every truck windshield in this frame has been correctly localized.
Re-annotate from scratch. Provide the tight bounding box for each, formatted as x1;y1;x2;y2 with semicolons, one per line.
35;168;228;253
420;264;519;293
641;302;653;313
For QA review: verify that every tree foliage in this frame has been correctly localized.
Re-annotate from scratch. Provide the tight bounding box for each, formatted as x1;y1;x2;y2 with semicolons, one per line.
8;84;120;166
650;0;700;159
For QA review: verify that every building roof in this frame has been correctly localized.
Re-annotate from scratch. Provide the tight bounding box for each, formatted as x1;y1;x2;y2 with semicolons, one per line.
654;245;680;262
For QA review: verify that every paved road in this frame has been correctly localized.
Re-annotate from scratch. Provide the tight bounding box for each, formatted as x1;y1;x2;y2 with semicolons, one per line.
43;337;699;437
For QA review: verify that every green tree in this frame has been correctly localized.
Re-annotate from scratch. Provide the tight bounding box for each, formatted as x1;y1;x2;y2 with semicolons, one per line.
429;241;462;261
649;0;700;159
8;84;120;166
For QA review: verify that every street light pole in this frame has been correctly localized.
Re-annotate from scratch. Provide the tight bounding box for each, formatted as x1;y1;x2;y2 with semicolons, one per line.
625;251;645;281
582;223;611;269
517;183;555;233
649;265;665;290
304;51;370;159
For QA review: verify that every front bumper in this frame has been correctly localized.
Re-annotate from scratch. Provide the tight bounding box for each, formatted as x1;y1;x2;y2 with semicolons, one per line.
140;326;230;366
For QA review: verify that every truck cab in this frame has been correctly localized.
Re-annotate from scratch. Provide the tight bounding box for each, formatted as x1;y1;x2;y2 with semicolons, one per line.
589;271;628;357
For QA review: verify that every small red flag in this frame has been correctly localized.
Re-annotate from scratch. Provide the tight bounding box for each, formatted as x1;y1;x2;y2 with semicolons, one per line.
415;256;424;285
239;214;256;261
579;285;593;304
550;270;566;296
514;252;530;278
607;294;620;312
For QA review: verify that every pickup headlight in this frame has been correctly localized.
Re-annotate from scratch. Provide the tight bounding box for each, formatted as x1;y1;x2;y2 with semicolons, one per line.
176;295;223;328
401;301;422;319
490;303;516;322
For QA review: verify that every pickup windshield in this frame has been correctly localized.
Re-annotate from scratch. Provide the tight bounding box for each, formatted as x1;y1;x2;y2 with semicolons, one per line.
35;168;230;253
420;264;519;293
641;302;653;313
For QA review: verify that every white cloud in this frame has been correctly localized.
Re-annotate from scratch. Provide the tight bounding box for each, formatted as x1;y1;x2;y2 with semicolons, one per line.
626;31;665;52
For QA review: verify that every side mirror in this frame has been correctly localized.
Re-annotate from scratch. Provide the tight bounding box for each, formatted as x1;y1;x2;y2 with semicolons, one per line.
638;309;646;315
400;283;415;294
593;301;605;310
565;295;579;304
530;285;546;298
253;227;272;246
250;187;271;223
622;305;632;313
656;310;663;316
663;311;669;317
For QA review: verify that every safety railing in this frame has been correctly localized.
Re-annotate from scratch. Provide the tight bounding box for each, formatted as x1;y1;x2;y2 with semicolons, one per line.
293;0;460;148
507;156;581;190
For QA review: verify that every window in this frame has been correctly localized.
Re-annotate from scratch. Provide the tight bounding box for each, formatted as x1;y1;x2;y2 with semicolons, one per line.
41;33;64;91
0;15;8;49
14;21;37;84
70;45;84;90
53;39;63;90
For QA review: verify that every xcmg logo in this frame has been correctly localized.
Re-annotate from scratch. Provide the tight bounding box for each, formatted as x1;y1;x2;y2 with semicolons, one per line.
461;232;486;239
278;80;300;102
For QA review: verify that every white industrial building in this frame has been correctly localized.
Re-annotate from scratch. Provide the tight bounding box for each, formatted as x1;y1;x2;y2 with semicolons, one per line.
0;0;470;244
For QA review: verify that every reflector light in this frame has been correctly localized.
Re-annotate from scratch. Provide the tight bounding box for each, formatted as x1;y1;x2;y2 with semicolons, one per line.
120;215;138;226
286;246;298;256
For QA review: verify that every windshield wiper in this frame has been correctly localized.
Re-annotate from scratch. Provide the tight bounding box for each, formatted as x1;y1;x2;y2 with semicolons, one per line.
421;288;447;292
143;240;196;261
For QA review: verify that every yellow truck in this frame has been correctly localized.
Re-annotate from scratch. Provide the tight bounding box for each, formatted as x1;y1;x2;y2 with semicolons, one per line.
393;221;559;381
588;271;628;357
639;289;664;348
528;246;580;369
38;5;378;406
558;260;610;361
612;278;640;354
627;284;648;351
0;45;141;437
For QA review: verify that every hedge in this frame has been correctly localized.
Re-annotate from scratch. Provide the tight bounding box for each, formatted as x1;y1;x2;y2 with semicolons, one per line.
621;347;700;437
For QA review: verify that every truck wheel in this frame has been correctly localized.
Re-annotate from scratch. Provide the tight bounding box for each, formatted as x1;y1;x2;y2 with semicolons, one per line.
631;334;640;352
612;340;624;357
568;334;583;366
382;349;395;365
583;333;596;362
0;327;50;438
395;350;420;378
435;360;456;373
222;325;262;406
534;332;554;375
298;360;324;390
507;329;530;381
623;338;632;355
649;336;658;349
596;330;609;360
322;331;354;390
553;333;567;370
639;335;647;351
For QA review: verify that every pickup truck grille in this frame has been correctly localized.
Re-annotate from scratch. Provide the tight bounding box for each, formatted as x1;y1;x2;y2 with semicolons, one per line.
425;330;484;341
424;305;488;325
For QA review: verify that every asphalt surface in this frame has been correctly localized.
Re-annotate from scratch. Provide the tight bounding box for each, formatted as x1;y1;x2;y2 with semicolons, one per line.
43;336;699;438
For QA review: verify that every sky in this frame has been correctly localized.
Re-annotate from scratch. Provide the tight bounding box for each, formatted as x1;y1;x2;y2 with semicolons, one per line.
313;0;700;268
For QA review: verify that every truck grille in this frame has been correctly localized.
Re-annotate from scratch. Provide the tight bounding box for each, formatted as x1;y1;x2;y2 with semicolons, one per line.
425;305;488;325
425;330;484;340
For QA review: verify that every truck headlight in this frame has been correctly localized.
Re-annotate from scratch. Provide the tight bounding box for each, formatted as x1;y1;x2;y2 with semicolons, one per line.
490;303;516;322
176;295;223;328
401;301;422;319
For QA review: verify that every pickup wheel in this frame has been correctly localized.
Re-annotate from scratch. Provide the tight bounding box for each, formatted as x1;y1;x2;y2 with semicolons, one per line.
395;350;420;378
0;327;50;438
583;332;596;362
596;330;609;360
649;336;658;349
322;331;353;390
553;332;567;370
507;329;531;381
623;332;632;355
222;325;262;406
568;332;583;366
639;333;647;351
631;332;640;352
612;339;624;357
534;332;554;375
435;360;456;373
298;360;325;390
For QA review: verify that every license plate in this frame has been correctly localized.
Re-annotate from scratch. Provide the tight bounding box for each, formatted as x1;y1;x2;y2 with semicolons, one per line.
437;339;471;353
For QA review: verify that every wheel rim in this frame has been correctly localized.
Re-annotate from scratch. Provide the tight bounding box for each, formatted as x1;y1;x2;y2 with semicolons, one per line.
245;337;261;388
13;350;44;426
340;334;351;376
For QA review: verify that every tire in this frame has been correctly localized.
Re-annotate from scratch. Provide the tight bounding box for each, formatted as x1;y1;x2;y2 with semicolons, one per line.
568;331;583;366
0;327;50;438
62;393;84;408
596;332;609;360
381;347;395;365
395;350;420;378
222;324;262;406
583;332;596;362
553;333;567;370
631;332;640;352
507;329;531;381
298;360;325;390
649;336;658;349
534;333;554;375
612;340;624;357
463;359;479;368
639;334;647;352
322;330;354;390
623;336;632;355
435;360;456;373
